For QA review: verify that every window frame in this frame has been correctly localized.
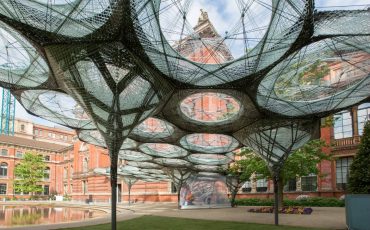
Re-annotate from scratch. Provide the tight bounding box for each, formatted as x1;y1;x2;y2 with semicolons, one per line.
0;162;8;177
333;110;353;139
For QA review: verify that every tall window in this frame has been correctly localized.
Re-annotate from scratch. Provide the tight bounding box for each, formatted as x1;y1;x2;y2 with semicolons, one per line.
336;157;353;190
43;185;49;195
34;129;39;136
334;111;353;139
44;167;50;180
357;103;370;136
20;124;25;132
301;174;317;191
1;149;7;156
256;178;268;192
0;184;6;194
0;163;8;177
83;158;88;172
82;180;88;194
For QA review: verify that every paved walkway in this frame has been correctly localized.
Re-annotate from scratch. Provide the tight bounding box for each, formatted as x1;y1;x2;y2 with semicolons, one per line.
1;202;346;229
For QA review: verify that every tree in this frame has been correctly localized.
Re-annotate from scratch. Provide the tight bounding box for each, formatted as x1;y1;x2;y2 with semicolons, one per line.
222;148;268;207
123;176;137;205
231;139;330;207
164;168;192;209
13;152;47;196
348;121;370;194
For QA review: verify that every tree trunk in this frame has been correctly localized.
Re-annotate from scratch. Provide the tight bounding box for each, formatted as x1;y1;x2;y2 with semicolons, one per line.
273;175;279;226
231;189;238;207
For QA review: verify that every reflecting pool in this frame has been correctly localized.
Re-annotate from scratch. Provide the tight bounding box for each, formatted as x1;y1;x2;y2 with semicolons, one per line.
0;205;105;227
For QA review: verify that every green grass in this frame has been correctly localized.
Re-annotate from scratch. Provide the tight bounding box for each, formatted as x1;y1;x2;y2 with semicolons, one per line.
63;215;326;230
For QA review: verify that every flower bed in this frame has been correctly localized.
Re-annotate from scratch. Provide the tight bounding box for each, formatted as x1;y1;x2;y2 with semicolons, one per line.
248;206;313;215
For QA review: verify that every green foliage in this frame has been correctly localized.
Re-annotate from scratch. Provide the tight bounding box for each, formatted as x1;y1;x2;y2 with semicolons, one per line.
233;139;330;185
321;115;334;128
281;139;331;184
235;197;344;207
348;121;370;194
13;152;47;196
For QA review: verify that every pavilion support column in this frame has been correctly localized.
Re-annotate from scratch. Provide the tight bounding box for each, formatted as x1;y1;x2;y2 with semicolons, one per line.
273;173;280;226
109;148;119;230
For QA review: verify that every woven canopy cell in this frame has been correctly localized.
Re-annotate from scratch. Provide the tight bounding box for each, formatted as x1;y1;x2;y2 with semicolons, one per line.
234;119;319;166
0;22;49;89
129;117;184;143
162;89;260;133
257;37;370;117
180;133;239;154
119;150;153;162
18;90;95;129
139;143;188;158
187;153;233;166
132;0;308;86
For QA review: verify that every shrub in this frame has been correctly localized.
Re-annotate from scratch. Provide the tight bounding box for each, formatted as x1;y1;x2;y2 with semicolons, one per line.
235;197;344;207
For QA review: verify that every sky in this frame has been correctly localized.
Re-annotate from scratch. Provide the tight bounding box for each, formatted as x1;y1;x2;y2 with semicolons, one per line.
1;0;370;128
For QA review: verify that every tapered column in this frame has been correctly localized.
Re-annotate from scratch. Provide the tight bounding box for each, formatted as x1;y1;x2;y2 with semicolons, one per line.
109;146;119;230
273;173;279;226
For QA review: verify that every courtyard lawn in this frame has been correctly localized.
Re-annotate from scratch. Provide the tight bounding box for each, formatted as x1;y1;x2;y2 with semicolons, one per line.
63;215;327;230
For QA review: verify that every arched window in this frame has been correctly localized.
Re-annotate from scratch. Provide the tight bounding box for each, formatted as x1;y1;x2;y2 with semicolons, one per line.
334;110;353;139
357;103;370;136
44;167;50;180
83;158;88;172
0;163;8;177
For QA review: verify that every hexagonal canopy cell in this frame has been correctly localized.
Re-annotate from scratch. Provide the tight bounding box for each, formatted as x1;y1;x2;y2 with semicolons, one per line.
193;164;227;173
257;37;370;117
132;0;307;85
187;153;233;166
139;143;188;158
0;22;49;88
0;0;113;37
118;150;153;162
125;161;162;169
180;92;241;124
131;117;175;139
153;158;192;168
20;90;94;129
120;165;147;175
180;133;239;154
